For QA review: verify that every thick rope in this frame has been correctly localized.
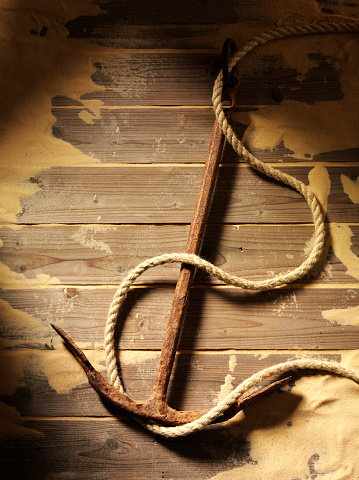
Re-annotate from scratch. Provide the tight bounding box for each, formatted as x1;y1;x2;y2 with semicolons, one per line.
105;21;359;437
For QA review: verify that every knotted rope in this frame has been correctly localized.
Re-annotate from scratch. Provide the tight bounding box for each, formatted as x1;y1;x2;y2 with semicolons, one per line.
105;21;359;437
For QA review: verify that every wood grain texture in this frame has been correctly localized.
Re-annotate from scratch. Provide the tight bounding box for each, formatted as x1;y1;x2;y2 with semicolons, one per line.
1;350;340;416
51;106;359;164
0;348;347;480
2;287;359;350
1;224;358;285
2;2;359;477
64;1;359;48
17;165;359;224
52;50;347;107
0;416;265;480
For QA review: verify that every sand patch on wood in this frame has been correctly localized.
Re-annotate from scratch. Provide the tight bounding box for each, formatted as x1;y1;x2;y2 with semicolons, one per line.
329;223;359;281
322;304;359;327
0;0;103;226
209;351;359;480
232;35;359;160
0;403;42;438
341;174;359;204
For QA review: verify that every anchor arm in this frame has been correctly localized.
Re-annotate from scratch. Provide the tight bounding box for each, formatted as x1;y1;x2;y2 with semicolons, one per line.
51;324;139;412
51;324;291;426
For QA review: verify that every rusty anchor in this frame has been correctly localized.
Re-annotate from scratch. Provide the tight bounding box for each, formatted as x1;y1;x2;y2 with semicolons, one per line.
52;39;290;428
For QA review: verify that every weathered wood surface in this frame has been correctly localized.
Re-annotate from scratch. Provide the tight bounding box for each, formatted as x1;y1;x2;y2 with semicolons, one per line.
0;417;251;480
1;2;359;478
52;49;349;107
64;3;359;48
0;349;349;480
0;410;288;480
5;351;340;417
18;166;359;224
51;106;359;164
1;224;358;285
2;287;359;350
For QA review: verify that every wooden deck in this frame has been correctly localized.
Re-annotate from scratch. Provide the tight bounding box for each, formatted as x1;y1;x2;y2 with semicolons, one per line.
1;1;359;479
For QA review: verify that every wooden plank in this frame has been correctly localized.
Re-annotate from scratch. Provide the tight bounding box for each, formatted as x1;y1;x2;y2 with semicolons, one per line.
0;415;263;479
1;287;359;350
1;350;340;417
64;2;359;48
52;51;347;107
0;345;352;480
17;166;359;224
51;107;358;164
3;3;359;478
52;107;219;164
1;224;358;286
0;354;344;480
66;0;255;35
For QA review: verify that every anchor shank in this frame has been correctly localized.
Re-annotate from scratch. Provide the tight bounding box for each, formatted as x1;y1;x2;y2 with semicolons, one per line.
150;118;227;402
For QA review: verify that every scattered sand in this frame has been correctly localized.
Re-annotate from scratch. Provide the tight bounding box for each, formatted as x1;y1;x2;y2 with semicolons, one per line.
0;296;105;396
218;374;236;403
232;35;359;160
36;346;105;394
0;346;89;397
77;99;104;124
229;355;238;373
341;174;359;204
0;298;53;349
119;350;160;366
254;352;271;361
1;3;358;469
0;2;103;226
209;351;359;480
70;224;115;255
0;403;42;438
0;261;61;290
322;304;359;327
0;0;106;290
329;223;359;280
308;165;331;215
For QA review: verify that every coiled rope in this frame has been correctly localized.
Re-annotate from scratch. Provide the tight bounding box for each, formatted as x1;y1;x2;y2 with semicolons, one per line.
105;21;359;437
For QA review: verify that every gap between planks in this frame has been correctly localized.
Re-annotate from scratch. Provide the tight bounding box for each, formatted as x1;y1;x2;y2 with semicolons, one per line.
9;222;334;228
53;104;215;110
90;48;221;54
79;348;350;355
5;222;359;228
16;416;124;422
49;161;359;168
51;104;301;110
4;283;359;291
